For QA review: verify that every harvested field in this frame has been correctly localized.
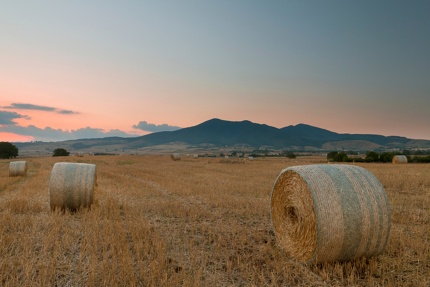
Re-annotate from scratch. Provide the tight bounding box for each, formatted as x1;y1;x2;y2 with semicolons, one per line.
0;155;429;286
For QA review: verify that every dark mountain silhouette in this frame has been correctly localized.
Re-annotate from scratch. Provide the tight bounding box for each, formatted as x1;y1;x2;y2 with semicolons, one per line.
126;118;415;149
279;123;411;148
112;119;424;149
128;118;292;148
14;118;430;154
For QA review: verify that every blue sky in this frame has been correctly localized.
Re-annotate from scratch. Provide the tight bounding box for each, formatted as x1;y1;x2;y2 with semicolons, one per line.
1;1;429;142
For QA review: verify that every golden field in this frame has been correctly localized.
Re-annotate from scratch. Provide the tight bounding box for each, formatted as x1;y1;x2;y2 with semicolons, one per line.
0;155;429;286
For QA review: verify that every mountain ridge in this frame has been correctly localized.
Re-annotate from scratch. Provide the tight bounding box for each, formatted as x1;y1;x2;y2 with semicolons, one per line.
14;118;430;155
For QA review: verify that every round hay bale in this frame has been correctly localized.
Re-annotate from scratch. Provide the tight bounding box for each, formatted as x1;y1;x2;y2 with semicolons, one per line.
49;162;96;211
392;155;407;164
271;164;391;263
170;153;181;161
9;161;28;177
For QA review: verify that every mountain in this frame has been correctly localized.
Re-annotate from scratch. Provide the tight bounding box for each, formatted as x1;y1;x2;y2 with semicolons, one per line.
14;118;430;155
128;118;291;147
280;124;411;148
131;119;418;149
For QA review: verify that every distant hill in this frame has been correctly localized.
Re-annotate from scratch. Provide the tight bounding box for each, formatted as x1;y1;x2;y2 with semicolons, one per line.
130;118;291;147
15;118;430;155
280;123;412;148
128;118;419;149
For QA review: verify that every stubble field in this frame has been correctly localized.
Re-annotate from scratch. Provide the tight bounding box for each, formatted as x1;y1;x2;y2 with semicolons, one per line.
0;155;429;286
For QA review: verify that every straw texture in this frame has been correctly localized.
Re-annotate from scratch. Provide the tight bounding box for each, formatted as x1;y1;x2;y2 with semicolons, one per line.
9;161;28;177
49;162;96;211
170;153;181;161
271;164;391;263
392;155;407;164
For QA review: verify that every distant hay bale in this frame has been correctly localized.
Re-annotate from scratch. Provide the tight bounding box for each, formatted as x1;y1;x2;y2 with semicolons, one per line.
271;164;391;263
170;153;181;161
9;161;28;177
49;162;96;211
193;154;199;159
392;155;407;164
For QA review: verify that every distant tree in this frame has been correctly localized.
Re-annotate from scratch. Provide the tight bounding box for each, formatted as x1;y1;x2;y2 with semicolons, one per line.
286;153;297;159
379;152;395;163
0;142;19;159
327;151;350;162
333;151;348;162
412;155;430;163
365;151;379;162
53;148;70;157
327;151;338;161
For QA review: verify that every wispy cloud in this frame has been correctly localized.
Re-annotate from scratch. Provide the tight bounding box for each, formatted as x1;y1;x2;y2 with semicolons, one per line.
0;124;136;142
3;103;80;114
133;121;181;132
0;111;30;125
58;109;79;115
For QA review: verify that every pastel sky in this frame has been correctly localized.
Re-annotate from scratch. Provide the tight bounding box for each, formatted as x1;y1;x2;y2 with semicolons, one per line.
1;1;429;142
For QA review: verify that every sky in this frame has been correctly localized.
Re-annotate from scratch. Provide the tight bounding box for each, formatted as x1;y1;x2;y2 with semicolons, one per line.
1;1;429;142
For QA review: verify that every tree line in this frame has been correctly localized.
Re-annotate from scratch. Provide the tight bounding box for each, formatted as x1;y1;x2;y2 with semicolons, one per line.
327;151;430;163
0;142;70;159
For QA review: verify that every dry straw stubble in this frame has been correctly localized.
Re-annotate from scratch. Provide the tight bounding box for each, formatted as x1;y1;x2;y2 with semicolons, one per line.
49;162;97;211
271;164;391;263
9;161;28;177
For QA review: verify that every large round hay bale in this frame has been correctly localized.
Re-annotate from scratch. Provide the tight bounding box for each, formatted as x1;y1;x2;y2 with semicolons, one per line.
9;161;28;177
49;162;96;211
170;153;181;161
271;164;391;263
392;155;407;164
